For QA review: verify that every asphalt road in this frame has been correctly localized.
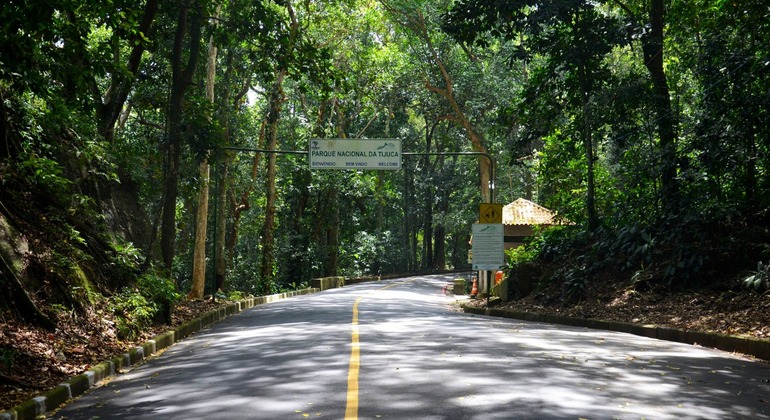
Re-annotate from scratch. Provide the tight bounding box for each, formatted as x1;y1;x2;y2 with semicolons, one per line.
52;274;770;419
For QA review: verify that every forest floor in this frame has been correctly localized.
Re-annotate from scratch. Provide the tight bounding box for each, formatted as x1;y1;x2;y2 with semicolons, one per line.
0;299;229;412
3;280;770;412
465;278;770;340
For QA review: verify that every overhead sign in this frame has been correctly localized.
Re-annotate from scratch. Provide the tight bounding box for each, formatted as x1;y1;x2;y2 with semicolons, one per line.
479;203;503;224
471;223;504;270
309;138;402;170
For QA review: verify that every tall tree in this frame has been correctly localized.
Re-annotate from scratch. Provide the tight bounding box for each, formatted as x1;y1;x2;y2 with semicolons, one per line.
161;0;204;273
210;0;277;292
96;0;160;143
443;0;626;229
190;4;221;299
672;0;770;214
383;1;493;202
612;0;679;211
259;1;301;289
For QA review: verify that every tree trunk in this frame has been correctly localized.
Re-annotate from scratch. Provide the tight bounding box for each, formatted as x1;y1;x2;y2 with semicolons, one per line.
190;5;220;299
737;67;758;210
433;225;446;270
583;96;597;230
422;31;490;201
423;205;433;270
160;138;181;273
97;0;159;142
422;121;434;269
403;162;416;271
644;0;679;211
3;271;56;331
0;89;17;159
384;4;492;202
451;231;463;268
223;121;265;285
161;0;203;274
259;79;283;290
74;0;158;266
259;2;299;292
433;156;449;270
327;189;340;276
433;195;447;270
215;158;228;292
215;51;237;289
578;62;599;230
190;160;209;298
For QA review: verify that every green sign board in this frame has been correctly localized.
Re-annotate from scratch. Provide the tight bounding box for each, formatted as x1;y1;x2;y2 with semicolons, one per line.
309;138;402;170
471;223;504;270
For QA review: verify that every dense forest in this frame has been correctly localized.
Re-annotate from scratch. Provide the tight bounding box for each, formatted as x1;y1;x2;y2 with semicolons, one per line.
1;0;769;343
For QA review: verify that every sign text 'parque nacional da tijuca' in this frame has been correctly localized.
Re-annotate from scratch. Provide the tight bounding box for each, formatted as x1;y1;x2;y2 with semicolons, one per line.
309;139;402;170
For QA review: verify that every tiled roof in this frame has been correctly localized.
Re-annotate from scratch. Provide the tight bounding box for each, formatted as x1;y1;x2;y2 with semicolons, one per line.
502;198;562;226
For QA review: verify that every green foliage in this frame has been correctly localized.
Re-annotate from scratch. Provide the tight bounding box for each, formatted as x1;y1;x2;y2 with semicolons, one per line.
535;226;594;301
341;231;393;277
283;280;310;292
537;226;589;263
2;0;769;325
229;255;265;296
112;289;154;341
17;153;72;194
111;271;181;340
505;226;560;267
109;237;145;272
505;245;538;267
227;290;247;301
562;270;589;303
524;206;762;303
256;275;281;297
743;262;770;292
106;236;147;293
139;271;182;309
597;225;656;272
48;303;71;317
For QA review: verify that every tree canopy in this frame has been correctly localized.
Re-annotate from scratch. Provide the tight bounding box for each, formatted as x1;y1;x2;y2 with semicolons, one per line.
1;0;769;329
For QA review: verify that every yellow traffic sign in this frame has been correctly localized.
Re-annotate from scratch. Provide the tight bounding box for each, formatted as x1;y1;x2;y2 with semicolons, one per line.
479;203;503;224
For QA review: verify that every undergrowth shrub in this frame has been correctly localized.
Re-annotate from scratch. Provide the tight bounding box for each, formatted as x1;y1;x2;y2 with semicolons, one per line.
112;290;153;340
227;290;246;301
743;261;770;292
525;207;766;304
530;226;594;301
505;241;539;267
111;271;180;340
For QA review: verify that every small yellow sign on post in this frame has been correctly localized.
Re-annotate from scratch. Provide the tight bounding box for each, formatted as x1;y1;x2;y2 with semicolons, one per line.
479;203;503;224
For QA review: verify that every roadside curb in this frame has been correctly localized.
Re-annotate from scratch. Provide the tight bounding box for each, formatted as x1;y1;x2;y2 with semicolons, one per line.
310;273;412;290
462;305;770;362
0;288;320;420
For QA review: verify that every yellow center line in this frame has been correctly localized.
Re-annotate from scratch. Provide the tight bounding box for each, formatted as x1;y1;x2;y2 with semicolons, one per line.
345;297;361;420
345;279;418;419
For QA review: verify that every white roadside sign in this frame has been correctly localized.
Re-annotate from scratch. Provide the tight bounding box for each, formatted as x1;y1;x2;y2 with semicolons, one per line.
309;138;402;170
471;223;504;270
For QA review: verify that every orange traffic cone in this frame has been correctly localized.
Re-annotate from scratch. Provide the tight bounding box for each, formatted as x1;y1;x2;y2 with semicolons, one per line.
495;270;504;286
470;277;478;299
